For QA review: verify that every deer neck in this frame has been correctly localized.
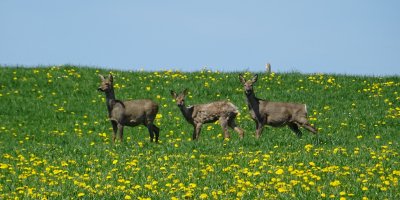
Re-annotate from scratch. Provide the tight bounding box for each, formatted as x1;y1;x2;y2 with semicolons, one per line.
104;88;116;115
245;90;259;108
245;90;265;121
178;104;194;123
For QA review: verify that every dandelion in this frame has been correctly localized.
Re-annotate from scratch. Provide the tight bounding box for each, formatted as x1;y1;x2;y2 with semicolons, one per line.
330;180;341;187
305;144;313;152
77;192;85;197
0;163;9;169
277;186;288;193
200;193;208;199
275;168;284;175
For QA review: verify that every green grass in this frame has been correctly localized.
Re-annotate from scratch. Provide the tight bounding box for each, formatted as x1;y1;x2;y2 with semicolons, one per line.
0;65;399;199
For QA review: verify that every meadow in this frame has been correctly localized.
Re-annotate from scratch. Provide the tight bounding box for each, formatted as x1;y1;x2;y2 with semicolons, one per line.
0;66;399;199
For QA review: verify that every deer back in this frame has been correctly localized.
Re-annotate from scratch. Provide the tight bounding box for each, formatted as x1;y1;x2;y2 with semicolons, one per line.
192;101;238;123
110;99;158;125
259;100;307;126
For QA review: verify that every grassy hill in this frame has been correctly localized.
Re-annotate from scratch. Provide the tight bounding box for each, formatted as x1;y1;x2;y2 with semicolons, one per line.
0;66;399;199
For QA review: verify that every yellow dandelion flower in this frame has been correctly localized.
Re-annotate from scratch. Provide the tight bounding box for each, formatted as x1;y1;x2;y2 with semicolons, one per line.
277;187;288;193
304;144;313;152
189;183;197;188
77;192;85;197
0;163;9;169
275;168;284;175
330;180;341;187
200;193;208;199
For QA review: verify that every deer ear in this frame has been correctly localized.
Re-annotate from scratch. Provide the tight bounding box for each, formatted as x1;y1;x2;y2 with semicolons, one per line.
183;88;189;96
170;90;177;98
99;74;105;81
239;74;246;84
108;74;114;82
251;74;258;83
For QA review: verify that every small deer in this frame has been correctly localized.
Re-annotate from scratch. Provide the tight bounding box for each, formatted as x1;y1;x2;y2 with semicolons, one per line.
239;74;317;138
170;89;244;140
98;74;160;143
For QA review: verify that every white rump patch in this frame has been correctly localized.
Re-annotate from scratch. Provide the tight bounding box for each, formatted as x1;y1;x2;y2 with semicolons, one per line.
228;102;239;111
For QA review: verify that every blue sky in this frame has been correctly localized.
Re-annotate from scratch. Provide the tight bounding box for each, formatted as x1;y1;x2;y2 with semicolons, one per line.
1;1;399;75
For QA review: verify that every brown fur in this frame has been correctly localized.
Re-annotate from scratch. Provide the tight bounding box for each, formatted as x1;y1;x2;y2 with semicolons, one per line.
171;89;244;140
98;74;160;143
239;74;317;138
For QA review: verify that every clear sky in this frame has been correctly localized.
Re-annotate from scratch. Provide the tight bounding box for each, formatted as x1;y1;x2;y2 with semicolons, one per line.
1;1;399;75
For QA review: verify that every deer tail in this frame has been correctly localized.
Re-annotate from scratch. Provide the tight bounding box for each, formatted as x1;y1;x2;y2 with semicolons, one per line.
229;102;240;114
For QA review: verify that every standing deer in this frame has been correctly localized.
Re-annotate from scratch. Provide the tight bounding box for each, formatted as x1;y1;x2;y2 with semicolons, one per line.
98;74;160;143
239;74;317;138
170;89;244;140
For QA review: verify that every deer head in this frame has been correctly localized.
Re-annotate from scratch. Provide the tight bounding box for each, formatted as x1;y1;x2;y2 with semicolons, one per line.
239;74;258;95
98;74;114;92
170;89;188;107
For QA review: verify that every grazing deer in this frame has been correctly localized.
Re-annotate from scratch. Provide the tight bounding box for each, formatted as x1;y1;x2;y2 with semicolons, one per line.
170;89;244;140
98;74;160;143
239;74;317;138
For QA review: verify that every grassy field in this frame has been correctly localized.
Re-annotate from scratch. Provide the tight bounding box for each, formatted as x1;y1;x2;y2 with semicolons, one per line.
0;66;399;199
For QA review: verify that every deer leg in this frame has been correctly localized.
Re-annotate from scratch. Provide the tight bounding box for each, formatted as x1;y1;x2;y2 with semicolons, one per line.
193;123;202;140
111;120;118;143
288;123;303;138
219;117;231;139
117;123;124;142
228;118;244;139
302;123;318;134
146;123;155;142
192;126;196;140
152;124;160;143
297;117;318;134
255;120;264;139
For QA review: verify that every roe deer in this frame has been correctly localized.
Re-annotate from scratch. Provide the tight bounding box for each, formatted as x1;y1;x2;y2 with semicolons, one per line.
239;74;317;138
98;74;160;143
170;89;244;140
